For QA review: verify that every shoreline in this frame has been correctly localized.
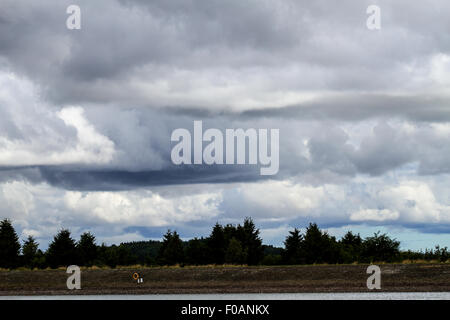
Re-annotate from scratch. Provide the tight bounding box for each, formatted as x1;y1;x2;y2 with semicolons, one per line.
1;263;449;296
2;292;450;300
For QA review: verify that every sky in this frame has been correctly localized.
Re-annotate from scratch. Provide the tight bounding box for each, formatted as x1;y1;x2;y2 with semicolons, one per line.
0;0;449;251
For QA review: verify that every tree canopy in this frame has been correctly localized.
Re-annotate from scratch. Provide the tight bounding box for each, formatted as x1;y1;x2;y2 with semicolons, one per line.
0;217;448;269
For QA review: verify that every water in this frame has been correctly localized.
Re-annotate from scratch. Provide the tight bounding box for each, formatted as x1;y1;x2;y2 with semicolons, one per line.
1;292;450;300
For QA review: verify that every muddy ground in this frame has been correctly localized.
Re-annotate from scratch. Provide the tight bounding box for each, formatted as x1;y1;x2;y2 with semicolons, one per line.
1;264;449;295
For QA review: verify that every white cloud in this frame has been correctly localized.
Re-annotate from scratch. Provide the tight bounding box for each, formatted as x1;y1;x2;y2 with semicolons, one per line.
57;106;115;164
63;189;223;227
0;72;115;166
377;181;450;223
350;209;399;222
0;175;449;249
429;53;450;89
235;180;326;219
0;181;35;218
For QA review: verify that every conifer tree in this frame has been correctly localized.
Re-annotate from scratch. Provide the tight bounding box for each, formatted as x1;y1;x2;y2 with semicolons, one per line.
0;219;21;268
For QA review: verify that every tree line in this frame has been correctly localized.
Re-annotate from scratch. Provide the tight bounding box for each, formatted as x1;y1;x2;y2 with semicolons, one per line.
0;218;448;269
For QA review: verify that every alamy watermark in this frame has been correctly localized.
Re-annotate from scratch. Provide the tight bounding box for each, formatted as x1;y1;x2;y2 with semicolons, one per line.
366;265;381;290
366;5;381;30
66;5;81;30
171;121;279;175
66;5;380;31
66;265;81;290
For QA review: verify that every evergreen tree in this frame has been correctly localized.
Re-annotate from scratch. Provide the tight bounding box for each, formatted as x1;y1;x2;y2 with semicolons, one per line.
77;232;98;266
340;231;363;263
223;224;238;244
34;249;47;269
0;219;21;268
207;223;226;264
302;223;340;264
46;229;78;268
120;240;161;265
22;235;39;268
185;237;208;265
240;218;263;265
97;243;113;267
282;228;304;265
225;237;247;264
157;230;184;265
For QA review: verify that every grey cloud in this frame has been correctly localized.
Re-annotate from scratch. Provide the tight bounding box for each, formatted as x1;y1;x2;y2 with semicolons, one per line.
239;93;450;123
37;166;264;191
2;0;450;246
0;100;448;189
1;0;450;108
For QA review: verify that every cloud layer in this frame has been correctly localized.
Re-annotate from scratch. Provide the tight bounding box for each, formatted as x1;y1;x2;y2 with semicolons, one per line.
0;0;449;249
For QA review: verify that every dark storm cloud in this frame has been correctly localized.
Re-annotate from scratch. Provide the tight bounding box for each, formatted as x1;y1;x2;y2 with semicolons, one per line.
0;167;43;184
37;165;264;191
238;94;450;123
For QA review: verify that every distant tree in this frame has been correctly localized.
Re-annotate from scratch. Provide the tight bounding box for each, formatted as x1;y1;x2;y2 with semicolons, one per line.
361;232;400;262
262;245;283;265
207;219;263;265
157;230;184;265
77;232;98;266
261;254;282;265
223;224;238;244
33;249;47;269
0;219;21;269
341;231;363;248
185;237;208;265
225;237;247;264
96;243;134;268
120;240;161;265
5;217;440;268
115;244;135;266
97;243;112;267
239;218;263;265
46;229;78;268
340;231;363;263
22;236;39;268
282;228;304;265
433;245;449;262
207;223;226;264
302;223;340;264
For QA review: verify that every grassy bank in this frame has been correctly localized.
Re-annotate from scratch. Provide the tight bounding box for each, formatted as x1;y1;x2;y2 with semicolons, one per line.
1;264;449;295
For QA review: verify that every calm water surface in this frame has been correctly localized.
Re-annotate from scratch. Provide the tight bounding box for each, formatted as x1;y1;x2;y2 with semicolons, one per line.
1;292;450;300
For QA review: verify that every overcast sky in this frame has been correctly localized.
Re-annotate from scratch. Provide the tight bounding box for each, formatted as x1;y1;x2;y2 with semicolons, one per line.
1;0;450;250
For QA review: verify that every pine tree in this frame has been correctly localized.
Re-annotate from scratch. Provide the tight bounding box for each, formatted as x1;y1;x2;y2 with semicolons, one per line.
185;237;208;265
77;232;98;266
22;235;39;268
303;223;340;264
0;219;21;268
225;237;247;264
207;223;226;264
340;231;363;263
240;218;263;265
157;230;184;265
46;229;78;268
282;228;304;265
